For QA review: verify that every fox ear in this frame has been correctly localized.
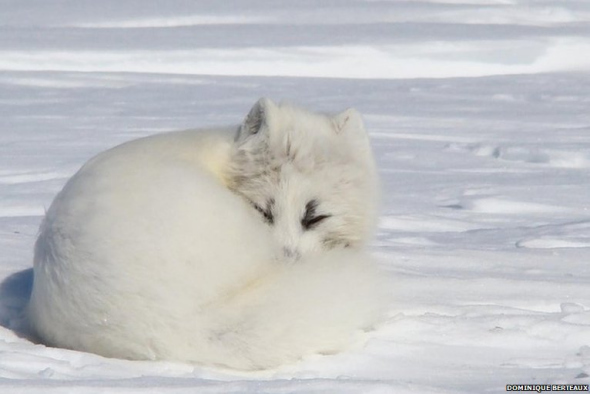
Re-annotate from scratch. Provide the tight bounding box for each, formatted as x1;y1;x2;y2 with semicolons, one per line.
333;108;374;164
239;98;277;139
333;108;366;138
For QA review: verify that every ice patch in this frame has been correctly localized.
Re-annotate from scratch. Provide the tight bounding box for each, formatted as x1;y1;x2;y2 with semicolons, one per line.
372;131;474;143
548;152;590;169
68;15;270;28
1;38;589;79
447;143;590;169
491;93;525;102
517;238;590;249
380;215;477;232
0;76;132;89
0;205;44;218
461;197;567;215
390;237;438;246
0;171;67;185
440;192;571;215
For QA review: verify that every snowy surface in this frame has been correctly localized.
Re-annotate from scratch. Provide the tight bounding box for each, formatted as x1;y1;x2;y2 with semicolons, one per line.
1;0;590;393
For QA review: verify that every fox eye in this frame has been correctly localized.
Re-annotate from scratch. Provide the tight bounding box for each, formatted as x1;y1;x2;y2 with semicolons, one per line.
301;200;330;230
302;214;329;230
252;200;274;225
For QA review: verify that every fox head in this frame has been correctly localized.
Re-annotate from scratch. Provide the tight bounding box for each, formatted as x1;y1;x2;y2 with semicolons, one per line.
228;98;379;261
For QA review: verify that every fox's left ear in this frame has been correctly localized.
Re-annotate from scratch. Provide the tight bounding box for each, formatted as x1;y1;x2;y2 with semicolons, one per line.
332;108;367;139
333;108;374;164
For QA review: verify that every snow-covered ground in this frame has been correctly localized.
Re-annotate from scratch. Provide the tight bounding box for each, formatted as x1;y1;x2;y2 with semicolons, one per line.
1;1;589;392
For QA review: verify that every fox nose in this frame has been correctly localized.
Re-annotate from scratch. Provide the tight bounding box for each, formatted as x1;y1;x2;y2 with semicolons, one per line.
282;247;300;262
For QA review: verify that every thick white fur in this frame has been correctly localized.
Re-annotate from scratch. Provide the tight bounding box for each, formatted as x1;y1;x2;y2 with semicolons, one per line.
230;99;380;259
27;100;385;370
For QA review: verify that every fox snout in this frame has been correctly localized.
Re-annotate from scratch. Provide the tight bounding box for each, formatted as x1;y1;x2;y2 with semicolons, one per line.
282;247;301;262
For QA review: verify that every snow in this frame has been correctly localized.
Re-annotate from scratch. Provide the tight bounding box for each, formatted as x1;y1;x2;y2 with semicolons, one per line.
0;0;589;392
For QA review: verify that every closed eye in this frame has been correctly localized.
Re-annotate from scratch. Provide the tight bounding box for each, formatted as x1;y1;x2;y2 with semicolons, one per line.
301;199;331;230
252;201;274;225
302;214;330;230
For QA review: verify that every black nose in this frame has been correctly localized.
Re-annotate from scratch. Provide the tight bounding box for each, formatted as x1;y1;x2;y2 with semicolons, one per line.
282;247;300;261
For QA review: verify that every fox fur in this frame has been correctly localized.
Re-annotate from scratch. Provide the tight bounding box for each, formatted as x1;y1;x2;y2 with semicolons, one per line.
27;99;385;370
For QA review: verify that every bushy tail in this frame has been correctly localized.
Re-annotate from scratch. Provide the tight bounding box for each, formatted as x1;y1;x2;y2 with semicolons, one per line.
206;249;388;370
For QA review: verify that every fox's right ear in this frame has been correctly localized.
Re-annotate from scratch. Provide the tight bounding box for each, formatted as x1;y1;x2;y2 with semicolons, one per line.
333;108;374;164
332;108;365;137
238;98;277;140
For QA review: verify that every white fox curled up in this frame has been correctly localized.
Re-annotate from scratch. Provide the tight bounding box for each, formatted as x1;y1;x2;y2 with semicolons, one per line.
27;98;387;371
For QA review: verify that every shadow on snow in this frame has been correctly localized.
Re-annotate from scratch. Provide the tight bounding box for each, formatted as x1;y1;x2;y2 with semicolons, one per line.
0;267;34;339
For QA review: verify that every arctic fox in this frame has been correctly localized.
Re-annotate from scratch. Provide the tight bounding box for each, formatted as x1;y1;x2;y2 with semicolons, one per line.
27;98;384;370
